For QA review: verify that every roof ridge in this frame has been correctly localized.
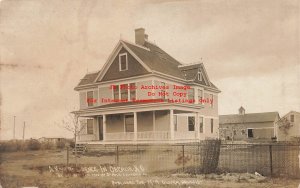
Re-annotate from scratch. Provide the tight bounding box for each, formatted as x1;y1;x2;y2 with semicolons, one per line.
121;39;150;51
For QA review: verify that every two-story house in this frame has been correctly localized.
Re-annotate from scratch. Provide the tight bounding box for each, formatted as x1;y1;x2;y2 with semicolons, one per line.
73;28;221;144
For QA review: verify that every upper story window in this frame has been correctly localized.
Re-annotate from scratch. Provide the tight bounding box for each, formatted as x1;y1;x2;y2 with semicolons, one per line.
130;83;136;100
87;119;94;134
113;85;119;100
87;91;94;107
188;88;194;101
160;82;166;99
188;116;195;131
119;53;128;71
198;89;203;104
120;84;128;100
197;71;202;81
291;114;294;122
210;94;214;108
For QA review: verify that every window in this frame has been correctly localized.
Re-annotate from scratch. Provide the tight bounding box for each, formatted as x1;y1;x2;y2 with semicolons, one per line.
174;115;177;131
198;71;202;81
248;129;253;138
113;85;119;100
198;89;203;104
119;53;128;71
188;117;195;131
210;119;214;133
199;117;204;133
129;83;136;100
87;91;94;107
210;94;214;108
291;114;294;122
87;119;94;134
188;88;194;101
120;84;128;100
160;82;166;99
125;115;134;132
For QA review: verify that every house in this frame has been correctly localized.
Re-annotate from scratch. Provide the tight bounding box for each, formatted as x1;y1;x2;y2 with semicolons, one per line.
73;28;221;144
276;111;300;141
219;107;280;141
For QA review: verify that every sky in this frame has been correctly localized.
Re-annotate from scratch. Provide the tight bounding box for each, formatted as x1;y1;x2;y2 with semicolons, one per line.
0;0;299;140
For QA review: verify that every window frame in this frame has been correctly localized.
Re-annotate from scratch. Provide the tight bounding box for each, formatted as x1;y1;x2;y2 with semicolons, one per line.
188;88;195;101
199;117;204;133
124;114;134;132
129;83;136;101
198;89;204;104
198;71;202;81
119;53;128;71
87;91;94;107
188;116;195;131
210;94;214;108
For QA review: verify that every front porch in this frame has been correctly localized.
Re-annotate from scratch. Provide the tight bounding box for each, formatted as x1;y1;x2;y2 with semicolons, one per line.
78;109;204;144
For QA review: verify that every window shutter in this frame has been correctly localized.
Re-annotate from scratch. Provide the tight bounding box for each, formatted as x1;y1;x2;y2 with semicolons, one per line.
79;92;87;109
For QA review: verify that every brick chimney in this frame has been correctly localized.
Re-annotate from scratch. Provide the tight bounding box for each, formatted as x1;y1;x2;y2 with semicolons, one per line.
135;28;147;46
239;106;245;115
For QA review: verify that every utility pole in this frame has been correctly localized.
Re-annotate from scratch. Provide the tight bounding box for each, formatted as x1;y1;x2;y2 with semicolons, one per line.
13;116;16;140
23;121;25;141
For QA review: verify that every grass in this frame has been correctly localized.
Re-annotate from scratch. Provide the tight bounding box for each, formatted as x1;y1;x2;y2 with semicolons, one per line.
0;149;299;188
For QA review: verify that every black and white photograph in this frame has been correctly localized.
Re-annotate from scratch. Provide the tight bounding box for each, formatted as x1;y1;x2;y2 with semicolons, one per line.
0;0;299;187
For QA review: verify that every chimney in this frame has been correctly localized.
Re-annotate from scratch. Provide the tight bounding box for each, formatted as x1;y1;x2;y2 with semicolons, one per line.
135;28;146;46
239;106;245;115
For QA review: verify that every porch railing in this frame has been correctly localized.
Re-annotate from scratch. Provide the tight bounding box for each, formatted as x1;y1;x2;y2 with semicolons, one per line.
78;134;96;141
137;131;170;140
106;132;134;141
174;131;197;140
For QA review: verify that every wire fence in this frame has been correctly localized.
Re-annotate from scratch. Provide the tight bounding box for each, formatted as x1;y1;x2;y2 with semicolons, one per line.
84;141;300;178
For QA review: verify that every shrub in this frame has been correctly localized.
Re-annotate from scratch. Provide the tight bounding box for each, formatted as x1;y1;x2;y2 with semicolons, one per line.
56;140;66;149
27;139;41;150
41;141;54;150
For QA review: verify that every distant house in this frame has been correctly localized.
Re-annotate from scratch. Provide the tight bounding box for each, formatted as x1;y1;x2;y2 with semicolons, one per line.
73;28;221;144
219;107;280;141
38;137;66;144
276;111;300;141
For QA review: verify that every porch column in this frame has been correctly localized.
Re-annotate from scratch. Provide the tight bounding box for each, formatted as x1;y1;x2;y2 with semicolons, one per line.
170;110;174;140
134;112;137;141
103;115;106;141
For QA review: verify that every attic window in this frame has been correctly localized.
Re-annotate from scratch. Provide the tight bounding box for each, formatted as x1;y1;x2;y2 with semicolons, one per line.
197;71;202;81
119;53;128;71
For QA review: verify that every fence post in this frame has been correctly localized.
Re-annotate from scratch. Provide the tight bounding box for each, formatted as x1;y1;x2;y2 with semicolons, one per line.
182;145;185;172
269;145;273;176
67;146;69;167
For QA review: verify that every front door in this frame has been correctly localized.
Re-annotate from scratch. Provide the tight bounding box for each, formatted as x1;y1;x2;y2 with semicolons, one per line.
98;117;103;141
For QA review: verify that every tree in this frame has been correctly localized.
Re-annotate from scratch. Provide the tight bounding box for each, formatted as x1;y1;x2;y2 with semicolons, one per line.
59;113;85;166
277;117;293;138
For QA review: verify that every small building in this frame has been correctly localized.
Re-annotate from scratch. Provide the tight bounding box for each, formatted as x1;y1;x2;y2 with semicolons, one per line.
276;111;300;141
219;107;280;141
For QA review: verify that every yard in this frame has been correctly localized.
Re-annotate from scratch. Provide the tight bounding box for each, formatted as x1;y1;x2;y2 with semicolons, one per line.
0;149;299;188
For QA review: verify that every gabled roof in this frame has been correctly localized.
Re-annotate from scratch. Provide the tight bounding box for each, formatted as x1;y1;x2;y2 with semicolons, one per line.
75;39;220;92
220;112;279;124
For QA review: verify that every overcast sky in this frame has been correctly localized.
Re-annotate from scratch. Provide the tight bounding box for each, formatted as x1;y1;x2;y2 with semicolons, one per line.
0;0;299;140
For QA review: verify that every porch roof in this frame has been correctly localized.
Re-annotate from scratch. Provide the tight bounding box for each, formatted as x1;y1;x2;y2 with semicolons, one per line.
73;101;203;116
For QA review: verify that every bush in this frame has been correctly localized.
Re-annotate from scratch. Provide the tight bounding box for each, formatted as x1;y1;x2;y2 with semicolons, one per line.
27;139;41;150
56;140;66;149
41;141;54;150
0;140;25;152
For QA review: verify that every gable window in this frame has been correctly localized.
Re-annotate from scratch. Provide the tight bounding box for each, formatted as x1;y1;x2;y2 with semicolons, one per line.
119;53;128;71
120;84;128;100
87;91;94;107
87;119;94;134
113;85;119;100
198;71;202;81
188;116;195;131
174;115;177;131
291;114;294;122
198;89;203;104
125;115;134;132
210;119;214;133
129;83;136;100
199;117;204;133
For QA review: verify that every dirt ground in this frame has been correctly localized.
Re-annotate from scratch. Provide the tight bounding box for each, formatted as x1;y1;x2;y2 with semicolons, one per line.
0;150;299;188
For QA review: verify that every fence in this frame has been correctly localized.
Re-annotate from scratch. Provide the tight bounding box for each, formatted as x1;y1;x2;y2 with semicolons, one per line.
84;142;300;178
